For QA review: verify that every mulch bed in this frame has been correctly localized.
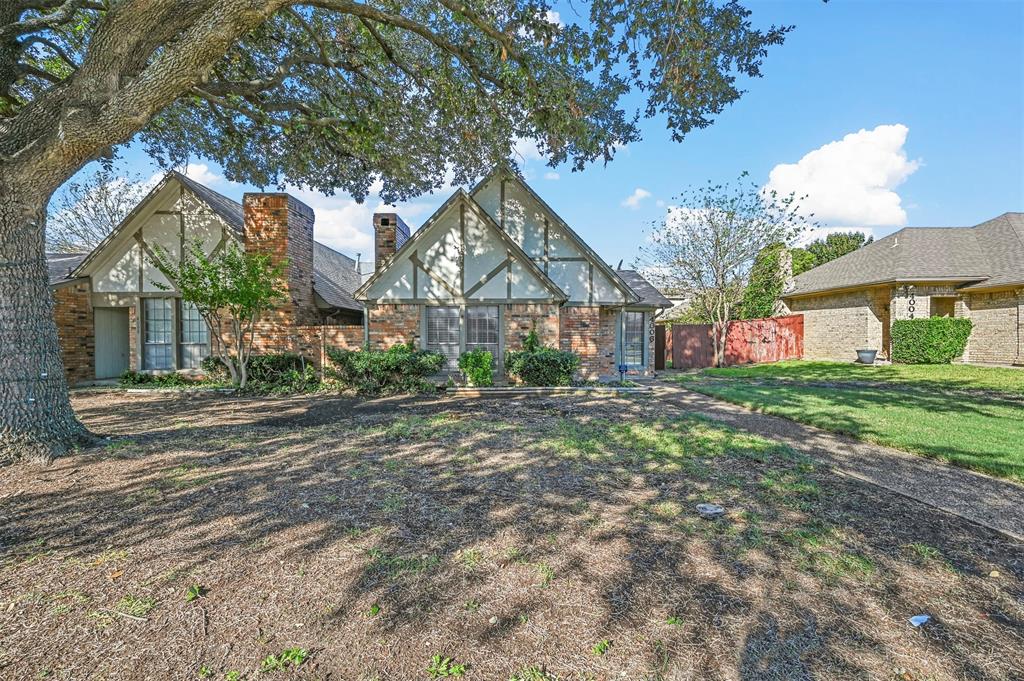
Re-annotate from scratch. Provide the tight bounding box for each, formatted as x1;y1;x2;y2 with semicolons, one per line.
0;389;1021;680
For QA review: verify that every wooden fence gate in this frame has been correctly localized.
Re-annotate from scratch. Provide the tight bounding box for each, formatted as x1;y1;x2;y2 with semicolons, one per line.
669;314;803;369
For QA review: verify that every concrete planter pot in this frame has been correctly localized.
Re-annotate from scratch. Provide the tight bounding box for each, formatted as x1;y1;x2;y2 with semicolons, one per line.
856;349;878;365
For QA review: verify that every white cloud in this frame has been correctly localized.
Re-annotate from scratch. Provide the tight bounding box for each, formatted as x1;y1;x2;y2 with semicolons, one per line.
512;137;545;163
621;187;652;210
283;186;434;255
178;163;223;186
544;171;560;181
765;124;920;227
545;10;562;26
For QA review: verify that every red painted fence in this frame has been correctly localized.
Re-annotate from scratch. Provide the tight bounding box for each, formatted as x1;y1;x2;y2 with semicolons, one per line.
669;314;803;369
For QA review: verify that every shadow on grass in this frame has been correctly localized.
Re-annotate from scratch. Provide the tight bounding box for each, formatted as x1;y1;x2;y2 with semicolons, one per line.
0;391;1020;679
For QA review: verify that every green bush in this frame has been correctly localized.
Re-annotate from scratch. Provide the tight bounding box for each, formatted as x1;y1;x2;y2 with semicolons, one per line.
504;346;580;386
119;370;195;387
891;317;973;364
326;343;445;395
458;349;494;387
200;353;319;393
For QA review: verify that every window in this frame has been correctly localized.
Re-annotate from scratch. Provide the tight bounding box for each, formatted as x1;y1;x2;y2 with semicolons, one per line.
143;298;173;370
465;306;499;360
179;301;210;369
622;311;645;367
426;306;460;371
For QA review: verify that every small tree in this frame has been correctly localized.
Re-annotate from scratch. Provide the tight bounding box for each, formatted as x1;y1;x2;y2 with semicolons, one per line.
149;242;286;389
805;231;872;267
46;165;151;253
640;173;806;366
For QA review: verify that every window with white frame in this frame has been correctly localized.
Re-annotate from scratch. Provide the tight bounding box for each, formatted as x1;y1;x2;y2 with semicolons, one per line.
143;298;174;370
622;310;645;367
179;301;210;369
465;306;499;361
425;306;460;371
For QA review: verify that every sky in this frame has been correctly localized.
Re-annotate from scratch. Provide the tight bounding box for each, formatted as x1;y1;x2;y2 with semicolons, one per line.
65;0;1024;267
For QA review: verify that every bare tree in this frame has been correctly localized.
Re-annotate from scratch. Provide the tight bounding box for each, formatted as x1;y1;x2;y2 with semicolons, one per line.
46;165;149;253
639;173;806;366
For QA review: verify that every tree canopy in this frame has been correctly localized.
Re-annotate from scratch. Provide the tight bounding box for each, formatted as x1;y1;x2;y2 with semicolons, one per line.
2;0;791;200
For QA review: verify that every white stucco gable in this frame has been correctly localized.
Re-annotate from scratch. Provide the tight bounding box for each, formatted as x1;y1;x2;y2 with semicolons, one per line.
471;168;638;305
356;190;566;304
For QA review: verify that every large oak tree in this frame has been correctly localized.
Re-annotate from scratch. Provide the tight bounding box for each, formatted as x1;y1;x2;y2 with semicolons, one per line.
1;0;789;462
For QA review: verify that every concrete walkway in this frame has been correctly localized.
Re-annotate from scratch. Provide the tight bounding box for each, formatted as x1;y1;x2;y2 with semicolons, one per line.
651;383;1024;543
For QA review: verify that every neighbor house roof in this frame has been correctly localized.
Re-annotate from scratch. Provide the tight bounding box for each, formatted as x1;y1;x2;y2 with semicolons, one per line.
615;269;673;308
786;212;1024;297
47;253;88;285
312;242;363;311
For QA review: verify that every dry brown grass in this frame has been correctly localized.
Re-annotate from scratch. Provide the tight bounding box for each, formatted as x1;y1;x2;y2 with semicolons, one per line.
0;389;1021;680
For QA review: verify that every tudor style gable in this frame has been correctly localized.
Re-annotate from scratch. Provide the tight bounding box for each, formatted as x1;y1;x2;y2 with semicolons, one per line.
470;168;638;305
356;190;566;304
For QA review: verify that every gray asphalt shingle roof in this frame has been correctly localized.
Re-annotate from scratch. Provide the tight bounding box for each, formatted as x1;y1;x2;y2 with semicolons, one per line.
788;212;1024;296
616;269;673;308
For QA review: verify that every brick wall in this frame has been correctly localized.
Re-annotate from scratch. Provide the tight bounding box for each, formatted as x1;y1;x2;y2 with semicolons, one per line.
559;305;617;378
787;288;888;361
367;303;420;349
52;281;94;385
962;290;1022;364
504;303;559;350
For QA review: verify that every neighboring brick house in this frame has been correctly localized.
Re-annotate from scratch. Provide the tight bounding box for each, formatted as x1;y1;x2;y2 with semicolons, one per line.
51;171;364;384
781;212;1024;365
50;166;670;384
355;166;670;379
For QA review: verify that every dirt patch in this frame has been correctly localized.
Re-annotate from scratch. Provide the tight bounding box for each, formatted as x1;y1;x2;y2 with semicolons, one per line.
0;390;1021;680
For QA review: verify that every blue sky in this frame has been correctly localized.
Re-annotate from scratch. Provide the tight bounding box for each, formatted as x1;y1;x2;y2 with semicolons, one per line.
82;0;1023;266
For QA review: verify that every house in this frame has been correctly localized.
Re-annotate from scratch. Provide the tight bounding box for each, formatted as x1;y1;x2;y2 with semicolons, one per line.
781;212;1024;364
50;166;670;384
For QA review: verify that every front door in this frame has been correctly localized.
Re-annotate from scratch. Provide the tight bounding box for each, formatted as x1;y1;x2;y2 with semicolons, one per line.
94;307;130;378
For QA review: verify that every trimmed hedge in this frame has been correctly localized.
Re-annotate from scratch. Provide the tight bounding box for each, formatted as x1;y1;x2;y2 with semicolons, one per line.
891;317;973;364
504;346;580;386
326;343;445;395
458;349;493;387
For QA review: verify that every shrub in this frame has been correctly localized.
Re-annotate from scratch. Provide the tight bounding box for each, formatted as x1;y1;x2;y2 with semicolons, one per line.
326;343;445;395
119;370;194;387
200;353;319;393
505;347;580;386
458;349;493;387
891;317;973;364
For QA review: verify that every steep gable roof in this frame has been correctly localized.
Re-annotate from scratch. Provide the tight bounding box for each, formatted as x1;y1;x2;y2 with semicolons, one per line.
47;253;88;285
355;188;567;302
786;213;1024;297
67;172;363;311
469;166;640;304
615;269;672;308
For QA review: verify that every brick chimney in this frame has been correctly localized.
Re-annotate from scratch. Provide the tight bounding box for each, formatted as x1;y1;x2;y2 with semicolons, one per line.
243;193;318;326
373;212;410;272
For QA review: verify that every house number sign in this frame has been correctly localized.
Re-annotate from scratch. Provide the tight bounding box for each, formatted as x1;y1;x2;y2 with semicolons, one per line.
904;285;916;319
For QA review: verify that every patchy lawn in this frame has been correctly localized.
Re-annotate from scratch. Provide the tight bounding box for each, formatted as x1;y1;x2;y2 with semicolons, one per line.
673;361;1024;482
0;390;1021;680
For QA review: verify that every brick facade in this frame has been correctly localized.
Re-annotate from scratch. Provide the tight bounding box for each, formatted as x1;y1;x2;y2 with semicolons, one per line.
788;285;1023;365
505;303;559;350
367;303;421;350
52;281;94;385
559;305;619;378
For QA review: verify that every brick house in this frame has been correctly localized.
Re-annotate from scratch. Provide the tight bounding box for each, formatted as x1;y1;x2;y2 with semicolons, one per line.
781;212;1023;364
50;166;669;384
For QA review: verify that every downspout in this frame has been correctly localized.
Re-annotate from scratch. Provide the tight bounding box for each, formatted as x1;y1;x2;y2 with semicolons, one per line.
362;302;370;349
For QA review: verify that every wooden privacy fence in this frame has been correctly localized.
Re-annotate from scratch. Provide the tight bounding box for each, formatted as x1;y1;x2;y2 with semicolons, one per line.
669;314;803;369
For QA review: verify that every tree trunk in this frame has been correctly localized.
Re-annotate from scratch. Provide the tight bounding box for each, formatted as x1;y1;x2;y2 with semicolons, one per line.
0;174;91;463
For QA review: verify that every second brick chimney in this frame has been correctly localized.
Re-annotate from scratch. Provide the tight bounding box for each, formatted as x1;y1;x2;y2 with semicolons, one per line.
373;212;410;273
242;192;318;326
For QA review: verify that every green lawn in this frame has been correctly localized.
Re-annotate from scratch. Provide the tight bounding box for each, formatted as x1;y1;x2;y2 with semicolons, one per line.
673;361;1024;482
